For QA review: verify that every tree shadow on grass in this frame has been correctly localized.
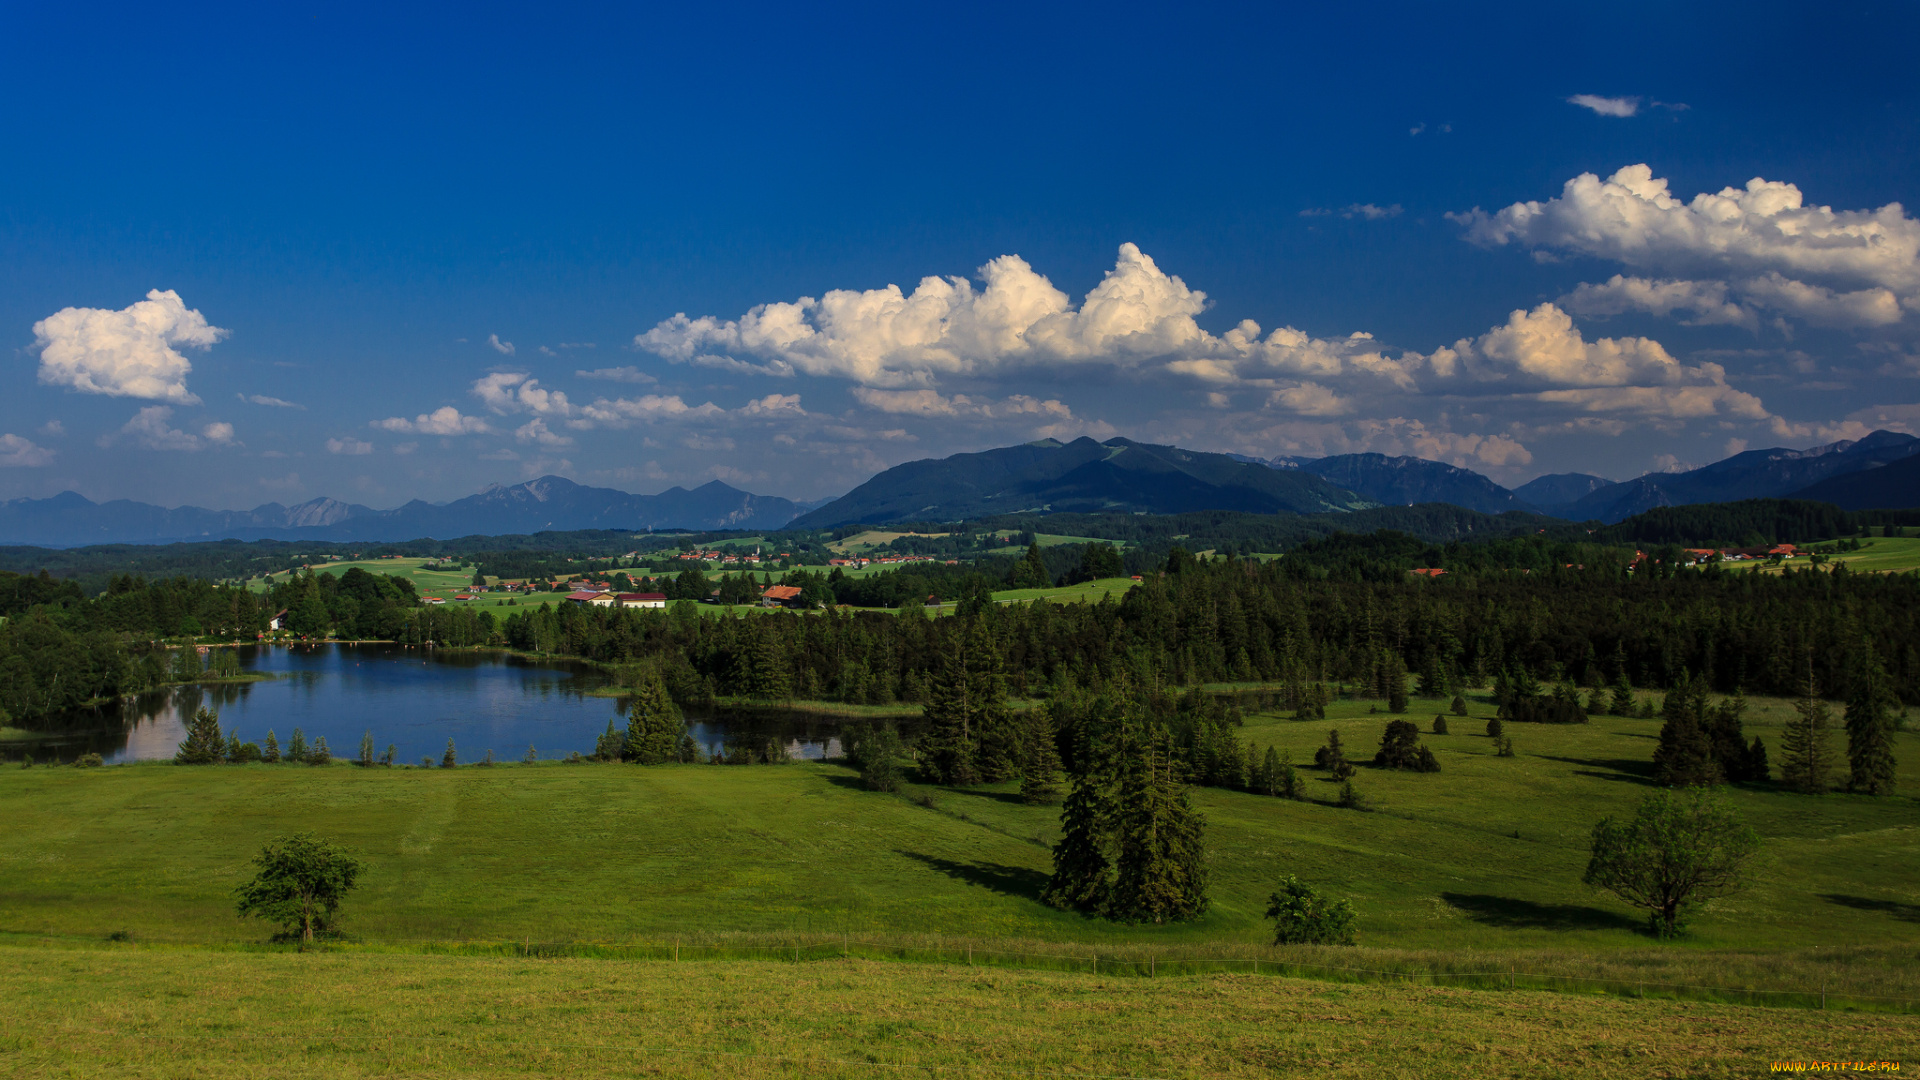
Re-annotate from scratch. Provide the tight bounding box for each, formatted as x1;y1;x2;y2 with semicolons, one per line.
1820;894;1920;923
1440;892;1642;933
895;850;1050;902
1535;755;1657;784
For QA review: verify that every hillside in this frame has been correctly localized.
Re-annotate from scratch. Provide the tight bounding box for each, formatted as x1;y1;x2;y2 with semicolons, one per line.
790;437;1375;528
1292;453;1533;514
1789;452;1920;510
1561;430;1920;522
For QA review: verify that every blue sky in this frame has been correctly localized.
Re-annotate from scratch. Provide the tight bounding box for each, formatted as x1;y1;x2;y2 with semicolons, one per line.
4;2;1919;509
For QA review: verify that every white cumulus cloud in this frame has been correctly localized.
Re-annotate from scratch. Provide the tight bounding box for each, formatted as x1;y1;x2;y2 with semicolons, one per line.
33;289;226;403
472;372;575;417
636;243;1419;391
0;434;55;467
1453;165;1920;307
371;407;494;435
487;333;515;355
326;437;374;455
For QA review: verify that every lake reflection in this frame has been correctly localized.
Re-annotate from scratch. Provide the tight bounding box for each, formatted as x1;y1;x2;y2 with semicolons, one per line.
9;644;863;765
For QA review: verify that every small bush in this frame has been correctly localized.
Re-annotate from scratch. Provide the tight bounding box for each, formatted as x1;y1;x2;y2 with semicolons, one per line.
524;745;538;765
1450;695;1468;716
232;742;263;763
442;740;457;769
564;751;587;764
1337;779;1368;810
75;752;104;768
1266;874;1357;945
1496;735;1515;758
1485;717;1504;738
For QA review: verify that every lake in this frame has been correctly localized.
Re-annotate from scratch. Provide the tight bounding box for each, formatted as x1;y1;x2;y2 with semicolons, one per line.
8;644;878;765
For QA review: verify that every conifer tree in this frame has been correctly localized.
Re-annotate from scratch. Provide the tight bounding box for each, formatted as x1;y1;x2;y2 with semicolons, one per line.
1276;749;1304;799
1653;677;1723;787
1779;661;1836;794
1017;708;1063;804
262;729;280;763
918;620;1011;784
358;731;375;768
1256;745;1281;796
308;737;331;765
1608;675;1636;717
1010;542;1050;590
287;728;308;763
175;707;226;764
1314;728;1353;778
1107;728;1209;923
594;719;624;761
623;667;682;764
1844;646;1899;795
1043;721;1116;914
442;738;458;769
1450;694;1468;716
734;620;791;700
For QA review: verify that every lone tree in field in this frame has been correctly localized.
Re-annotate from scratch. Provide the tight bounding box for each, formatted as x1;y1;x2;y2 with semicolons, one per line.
235;834;366;945
1844;645;1900;795
1583;788;1759;937
1266;874;1357;945
1372;719;1440;772
1106;728;1208;924
1779;662;1837;794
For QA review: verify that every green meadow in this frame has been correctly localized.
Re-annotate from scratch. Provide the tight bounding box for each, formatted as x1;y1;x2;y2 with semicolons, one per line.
4;691;1918;1074
2;694;1914;959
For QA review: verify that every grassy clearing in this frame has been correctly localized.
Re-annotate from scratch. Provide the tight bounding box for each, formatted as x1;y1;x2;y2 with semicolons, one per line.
7;946;1912;1079
826;530;952;554
991;577;1137;605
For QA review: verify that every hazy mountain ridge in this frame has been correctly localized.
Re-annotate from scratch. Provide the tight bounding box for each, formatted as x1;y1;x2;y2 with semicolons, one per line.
0;476;801;547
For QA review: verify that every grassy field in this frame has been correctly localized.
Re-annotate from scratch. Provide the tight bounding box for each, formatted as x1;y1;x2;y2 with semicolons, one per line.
2;945;1913;1079
991;576;1138;605
2;693;1914;958
4;692;1918;1074
1729;537;1920;576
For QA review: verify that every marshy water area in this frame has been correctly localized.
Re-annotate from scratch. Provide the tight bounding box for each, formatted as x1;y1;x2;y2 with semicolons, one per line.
10;643;874;766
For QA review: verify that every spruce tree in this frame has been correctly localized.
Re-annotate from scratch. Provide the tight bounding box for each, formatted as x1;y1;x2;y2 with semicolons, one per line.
1653;677;1723;787
1010;542;1050;590
262;730;280;763
308;737;331;765
1043;730;1115;914
1608;675;1636;717
174;707;226;764
623;667;682;764
918;621;1010;784
442;739;458;769
1450;694;1468;717
1276;750;1303;799
594;719;624;761
287;728;308;763
1107;730;1208;923
1779;662;1836;795
1257;745;1282;796
1314;728;1353;779
1844;647;1899;795
1017;708;1063;804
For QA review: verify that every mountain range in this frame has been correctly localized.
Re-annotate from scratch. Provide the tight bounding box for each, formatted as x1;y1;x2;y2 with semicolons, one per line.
10;428;1920;546
0;477;804;547
786;437;1376;529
